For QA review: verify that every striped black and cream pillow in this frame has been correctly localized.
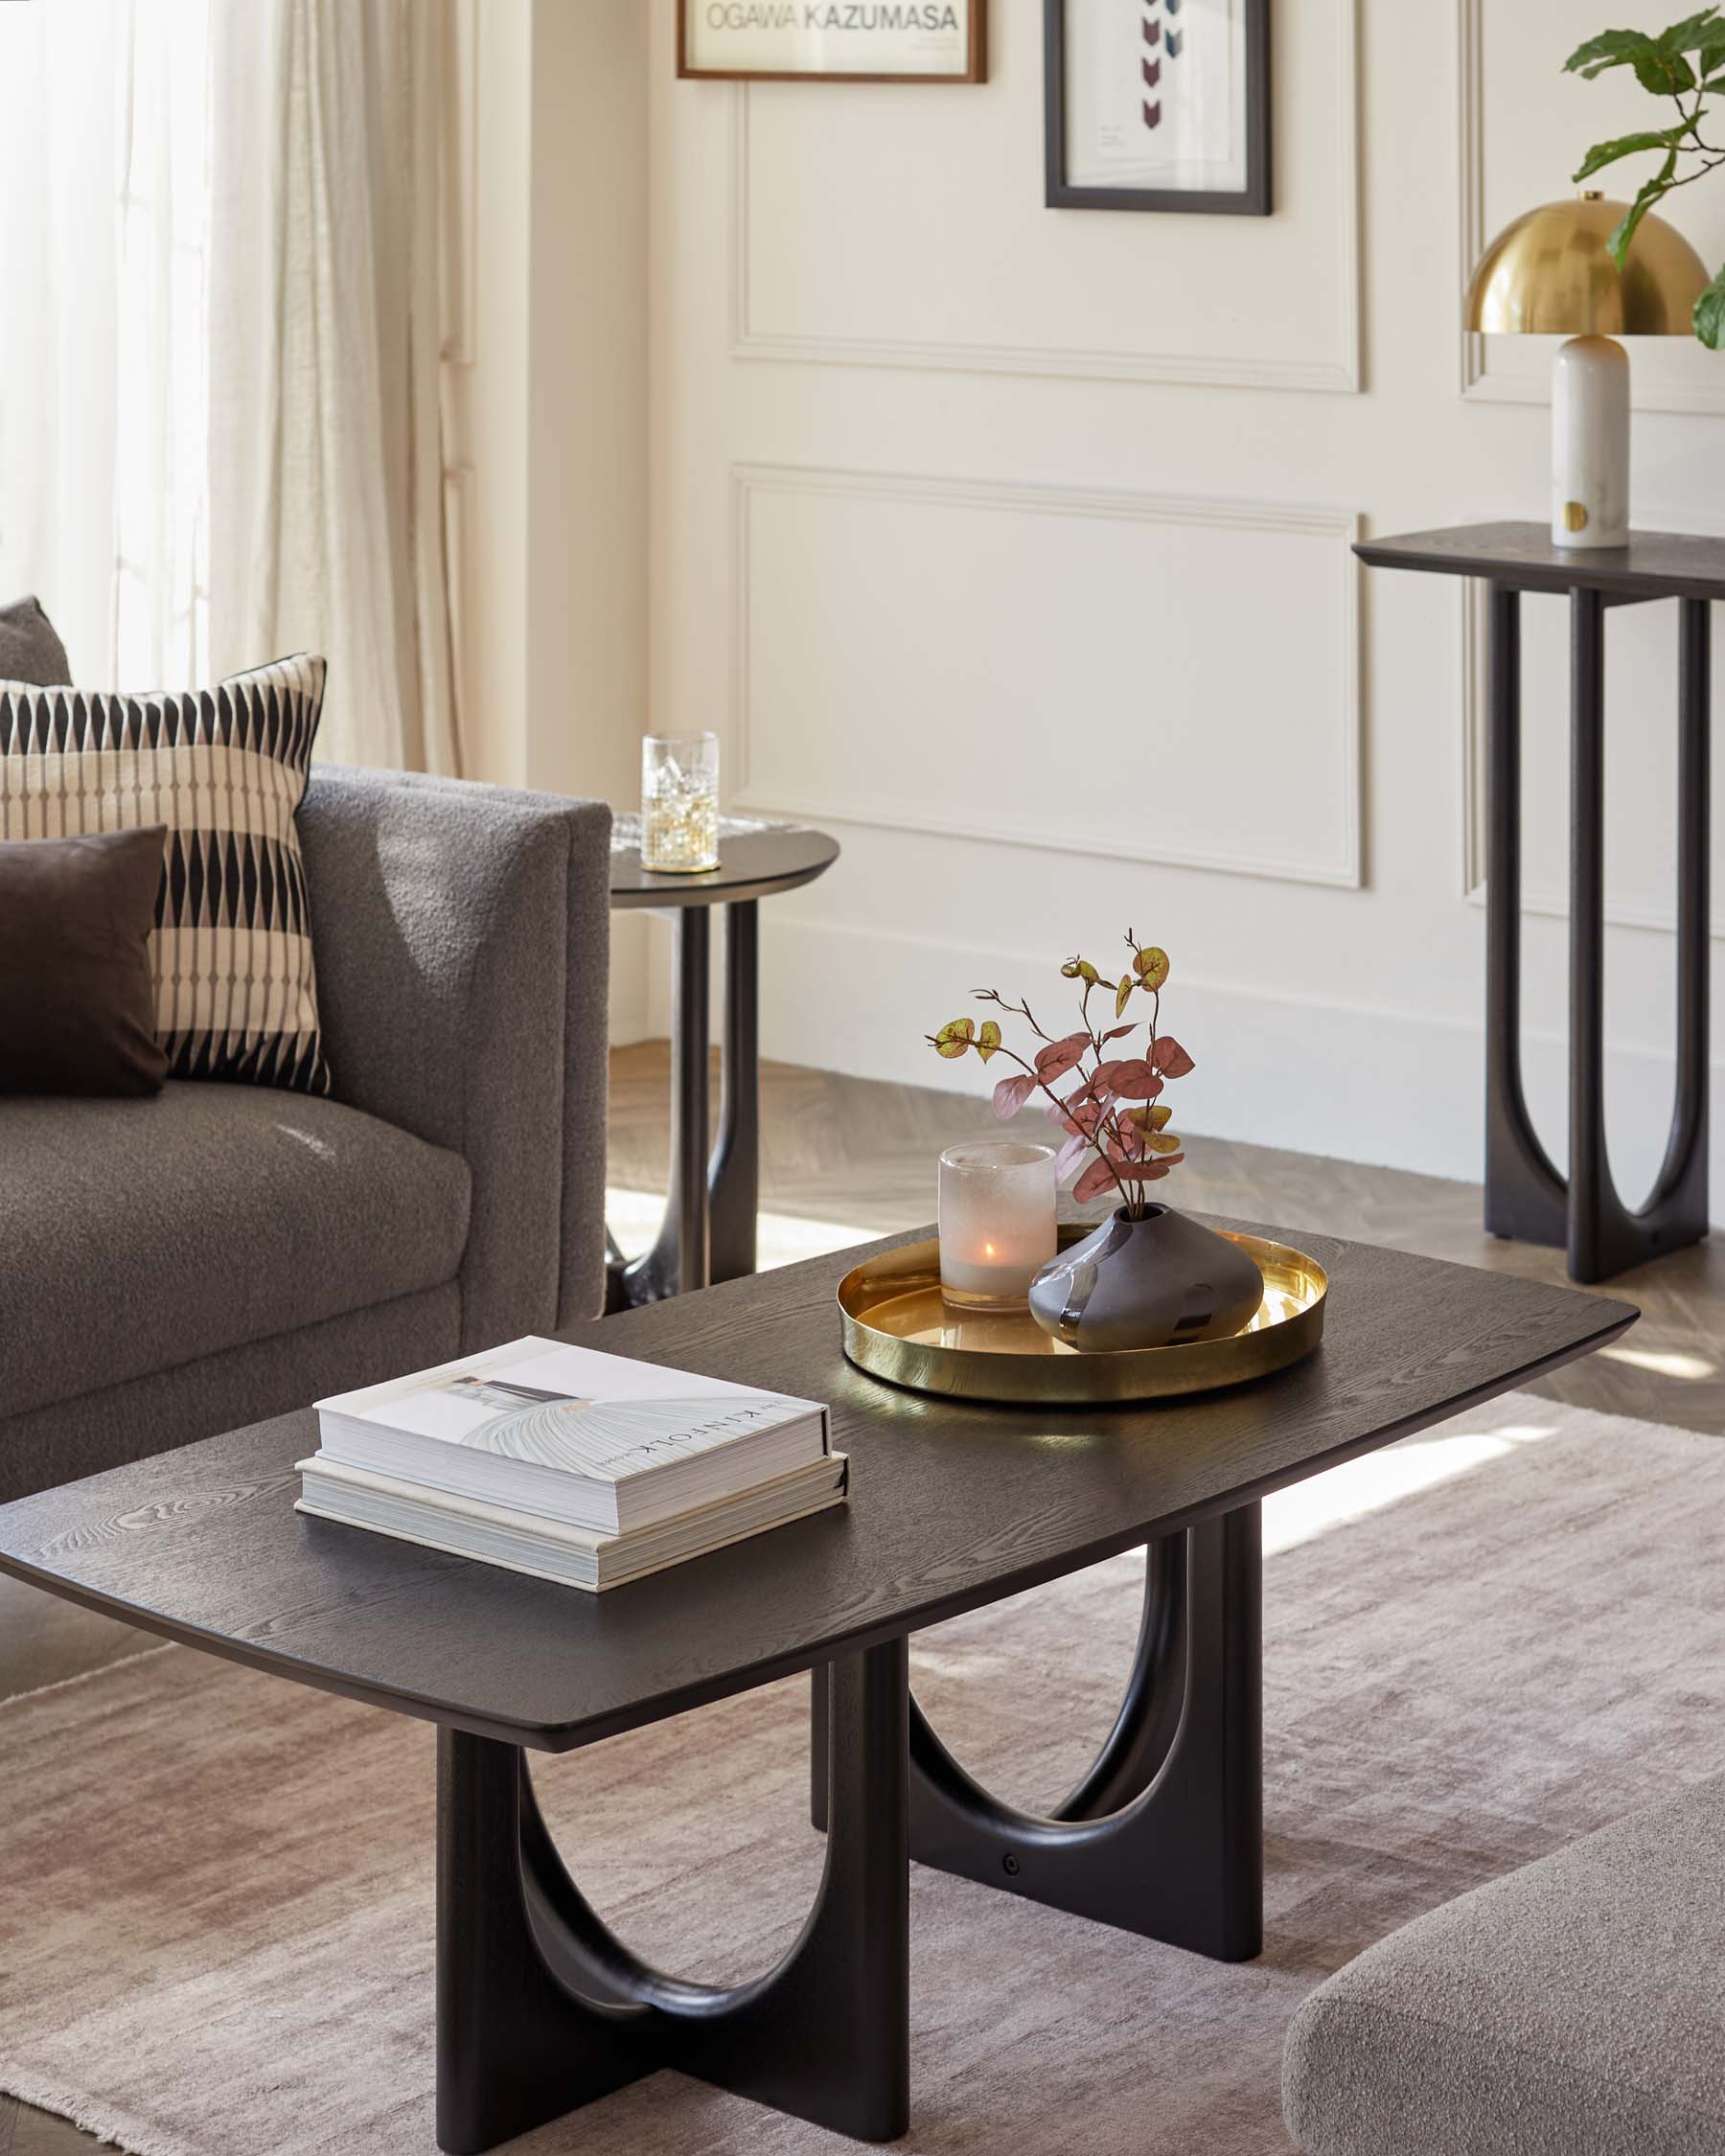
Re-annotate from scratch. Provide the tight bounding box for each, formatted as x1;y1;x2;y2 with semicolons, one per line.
0;654;332;1094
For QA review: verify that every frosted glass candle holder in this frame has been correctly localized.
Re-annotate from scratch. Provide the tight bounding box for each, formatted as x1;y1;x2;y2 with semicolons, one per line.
641;731;720;874
938;1141;1058;1310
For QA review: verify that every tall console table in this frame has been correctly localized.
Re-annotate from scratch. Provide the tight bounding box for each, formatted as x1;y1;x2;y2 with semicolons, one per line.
606;817;840;1307
1356;523;1714;1284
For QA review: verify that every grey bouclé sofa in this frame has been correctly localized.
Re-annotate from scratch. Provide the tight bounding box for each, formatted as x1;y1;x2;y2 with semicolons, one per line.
1283;1767;1725;2155
0;766;611;1503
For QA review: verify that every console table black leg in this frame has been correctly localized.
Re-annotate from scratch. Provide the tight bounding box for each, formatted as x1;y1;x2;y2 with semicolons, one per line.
708;899;760;1286
1668;598;1712;1234
437;1640;908;2154
618;907;712;1304
821;1510;1261;1961
1569;587;1610;1282
1484;582;1567;1248
1564;592;1711;1283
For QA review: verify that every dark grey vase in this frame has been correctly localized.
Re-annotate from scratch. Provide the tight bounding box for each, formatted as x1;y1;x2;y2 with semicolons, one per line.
1027;1204;1264;1353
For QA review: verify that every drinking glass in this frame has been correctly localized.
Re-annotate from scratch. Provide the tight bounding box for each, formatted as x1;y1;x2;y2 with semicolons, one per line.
641;732;720;873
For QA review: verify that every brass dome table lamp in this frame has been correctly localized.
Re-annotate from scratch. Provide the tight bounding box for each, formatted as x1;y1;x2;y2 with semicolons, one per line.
1465;192;1709;549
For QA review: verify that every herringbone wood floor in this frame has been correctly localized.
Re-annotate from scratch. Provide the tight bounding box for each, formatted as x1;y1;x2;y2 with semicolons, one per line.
3;1043;1721;2151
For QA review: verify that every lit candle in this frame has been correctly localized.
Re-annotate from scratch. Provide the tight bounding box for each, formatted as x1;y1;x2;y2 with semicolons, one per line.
938;1141;1058;1309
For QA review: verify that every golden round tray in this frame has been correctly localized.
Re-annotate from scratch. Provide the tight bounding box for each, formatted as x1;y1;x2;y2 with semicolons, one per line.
837;1226;1327;1407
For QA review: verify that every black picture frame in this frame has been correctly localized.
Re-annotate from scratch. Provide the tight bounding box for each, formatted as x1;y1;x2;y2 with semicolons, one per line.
1044;0;1271;217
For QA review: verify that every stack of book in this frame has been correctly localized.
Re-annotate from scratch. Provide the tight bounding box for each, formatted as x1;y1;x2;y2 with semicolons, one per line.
296;1336;845;1592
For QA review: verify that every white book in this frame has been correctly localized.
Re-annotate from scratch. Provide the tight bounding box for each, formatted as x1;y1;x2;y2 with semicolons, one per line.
313;1336;829;1536
294;1451;850;1593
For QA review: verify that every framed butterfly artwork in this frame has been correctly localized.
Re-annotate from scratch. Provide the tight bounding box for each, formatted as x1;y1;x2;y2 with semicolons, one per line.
1045;0;1270;215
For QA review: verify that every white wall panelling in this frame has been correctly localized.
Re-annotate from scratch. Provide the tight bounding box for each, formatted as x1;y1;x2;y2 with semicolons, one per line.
731;464;1361;886
728;0;1363;394
640;0;1725;1217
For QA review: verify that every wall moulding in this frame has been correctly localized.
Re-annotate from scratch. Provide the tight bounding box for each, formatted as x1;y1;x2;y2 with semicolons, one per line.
1458;571;1725;936
726;0;1363;396
729;462;1363;890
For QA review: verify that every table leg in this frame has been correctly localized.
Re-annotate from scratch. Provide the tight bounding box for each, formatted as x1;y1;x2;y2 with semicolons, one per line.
436;1639;909;2153
708;899;760;1285
1565;590;1710;1283
815;1504;1262;1962
1484;582;1567;1247
612;908;712;1305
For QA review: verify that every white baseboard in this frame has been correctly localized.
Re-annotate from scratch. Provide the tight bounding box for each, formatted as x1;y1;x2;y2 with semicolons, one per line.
753;914;1725;1228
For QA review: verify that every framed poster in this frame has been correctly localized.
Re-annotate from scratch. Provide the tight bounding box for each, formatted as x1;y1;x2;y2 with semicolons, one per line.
1045;0;1270;215
678;0;987;82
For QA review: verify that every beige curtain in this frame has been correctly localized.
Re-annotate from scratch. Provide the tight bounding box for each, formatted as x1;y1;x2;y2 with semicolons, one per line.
207;0;461;773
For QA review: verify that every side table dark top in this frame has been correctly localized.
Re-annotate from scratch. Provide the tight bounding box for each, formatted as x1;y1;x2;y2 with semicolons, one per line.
0;1221;1634;1755
609;815;840;910
1355;521;1725;606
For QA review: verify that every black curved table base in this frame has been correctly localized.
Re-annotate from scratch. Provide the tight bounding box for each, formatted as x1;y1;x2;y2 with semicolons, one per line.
1485;585;1711;1284
811;1505;1263;1963
608;901;760;1308
436;1638;909;2153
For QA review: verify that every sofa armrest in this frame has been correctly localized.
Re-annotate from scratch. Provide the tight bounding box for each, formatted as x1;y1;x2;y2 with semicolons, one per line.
298;766;611;1346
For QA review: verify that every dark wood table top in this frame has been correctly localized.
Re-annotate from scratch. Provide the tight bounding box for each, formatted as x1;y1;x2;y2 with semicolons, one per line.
609;818;840;909
0;1222;1634;1753
1355;521;1725;605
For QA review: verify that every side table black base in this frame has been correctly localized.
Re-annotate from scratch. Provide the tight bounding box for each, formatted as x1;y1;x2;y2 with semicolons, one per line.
605;902;762;1309
437;1637;909;2153
811;1504;1262;1963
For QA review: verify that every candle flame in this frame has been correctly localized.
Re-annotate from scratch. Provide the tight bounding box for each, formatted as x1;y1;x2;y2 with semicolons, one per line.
984;1242;997;1258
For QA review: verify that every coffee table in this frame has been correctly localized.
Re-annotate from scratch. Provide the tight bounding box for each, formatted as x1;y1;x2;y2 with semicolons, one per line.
0;1222;1635;2152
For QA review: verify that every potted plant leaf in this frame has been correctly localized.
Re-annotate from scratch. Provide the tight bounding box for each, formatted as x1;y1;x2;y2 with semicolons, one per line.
1565;8;1725;346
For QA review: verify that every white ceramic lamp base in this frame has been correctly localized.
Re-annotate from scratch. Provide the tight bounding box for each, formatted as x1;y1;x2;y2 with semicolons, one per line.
1552;333;1629;550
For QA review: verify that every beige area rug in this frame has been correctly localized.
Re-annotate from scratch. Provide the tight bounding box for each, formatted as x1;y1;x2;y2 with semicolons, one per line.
5;1392;1725;2156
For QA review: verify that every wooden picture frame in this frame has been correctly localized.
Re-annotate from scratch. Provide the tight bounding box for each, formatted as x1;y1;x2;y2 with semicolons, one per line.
678;0;987;82
1045;0;1270;216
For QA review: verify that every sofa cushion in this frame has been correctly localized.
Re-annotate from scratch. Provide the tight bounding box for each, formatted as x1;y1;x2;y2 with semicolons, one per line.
0;827;170;1097
0;1082;471;1420
0;654;332;1093
1283;1768;1725;2156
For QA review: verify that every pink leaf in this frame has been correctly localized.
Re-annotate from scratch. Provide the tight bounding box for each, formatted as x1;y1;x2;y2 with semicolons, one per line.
1053;1130;1089;1181
1034;1031;1091;1080
1152;1036;1195;1079
1108;1060;1164;1100
1072;1155;1120;1205
1101;1023;1138;1042
1110;1153;1184;1180
991;1072;1037;1119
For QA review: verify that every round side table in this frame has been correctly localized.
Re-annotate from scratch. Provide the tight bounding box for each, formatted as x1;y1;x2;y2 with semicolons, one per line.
607;816;840;1307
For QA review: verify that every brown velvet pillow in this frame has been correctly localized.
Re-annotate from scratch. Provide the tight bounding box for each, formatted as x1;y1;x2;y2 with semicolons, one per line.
0;828;169;1096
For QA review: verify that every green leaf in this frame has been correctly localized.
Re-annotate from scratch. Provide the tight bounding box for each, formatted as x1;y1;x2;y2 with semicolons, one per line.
1115;974;1133;1021
1609;150;1679;265
1633;48;1695;91
1694;262;1725;347
1658;6;1721;53
1573;126;1689;182
1564;27;1661;76
976;1019;1001;1064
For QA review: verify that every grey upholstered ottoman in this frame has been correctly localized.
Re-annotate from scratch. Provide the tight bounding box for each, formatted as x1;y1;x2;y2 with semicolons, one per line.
1284;1769;1725;2156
